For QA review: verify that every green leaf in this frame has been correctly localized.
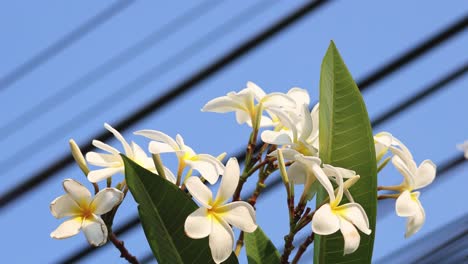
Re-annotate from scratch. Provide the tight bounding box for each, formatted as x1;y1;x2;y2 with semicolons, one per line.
122;155;238;264
314;41;377;263
244;227;281;264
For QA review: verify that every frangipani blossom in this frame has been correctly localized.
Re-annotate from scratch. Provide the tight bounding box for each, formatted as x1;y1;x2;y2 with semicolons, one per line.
263;103;319;159
134;130;223;184
50;179;123;246
85;123;160;183
312;165;371;255
184;158;257;263
202;81;296;128
391;154;436;237
456;141;468;159
285;154;324;200
374;132;413;162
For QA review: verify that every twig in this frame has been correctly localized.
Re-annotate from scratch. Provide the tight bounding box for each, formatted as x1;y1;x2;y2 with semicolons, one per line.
292;233;314;264
234;231;244;256
109;232;139;264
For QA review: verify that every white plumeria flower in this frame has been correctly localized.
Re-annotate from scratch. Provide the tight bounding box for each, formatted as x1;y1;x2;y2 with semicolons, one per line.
312;165;371;255
391;154;436;237
456;141;468;159
184;158;257;263
50;179;123;246
374;132;413;162
134;130;223;184
286;154;324;200
202;81;296;128
263;103;319;159
85;123;161;183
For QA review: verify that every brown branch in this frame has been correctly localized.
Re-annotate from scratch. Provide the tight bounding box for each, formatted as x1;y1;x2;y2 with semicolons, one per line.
109;232;140;264
291;233;314;264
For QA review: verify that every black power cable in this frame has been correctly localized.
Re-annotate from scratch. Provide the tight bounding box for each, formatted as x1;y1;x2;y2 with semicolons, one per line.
0;0;277;174
0;0;136;91
0;0;330;210
0;0;222;141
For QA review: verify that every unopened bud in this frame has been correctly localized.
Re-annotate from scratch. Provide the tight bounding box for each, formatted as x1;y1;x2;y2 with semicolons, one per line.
69;139;89;175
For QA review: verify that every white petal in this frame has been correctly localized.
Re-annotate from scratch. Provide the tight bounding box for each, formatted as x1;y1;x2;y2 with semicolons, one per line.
391;155;415;188
63;179;92;207
50;217;82;239
82;215;108;247
299;104;313;141
269;148;300;160
85;152;121;167
391;136;414;161
287;87;310;108
214;158;239;205
217;201;257;233
186;159;219;185
149;141;177;154
414;160;436;189
184;207;212;239
104;123;133;157
50;194;81;219
262;93;296;109
134;130;180;151
396;190;420;217
246;81;266;101
405;198;425;238
198;154;225;174
91;188;124;215
267;107;297;141
261;130;293;145
287;162;307;185
339;218;361;255
163;166;177;184
87;167;123;183
312;204;340;235
185;176;213;209
209;217;234;264
235;110;251;125
336;203;371;235
202;96;247;113
131;141;149;162
295;155;335;202
92;140;120;155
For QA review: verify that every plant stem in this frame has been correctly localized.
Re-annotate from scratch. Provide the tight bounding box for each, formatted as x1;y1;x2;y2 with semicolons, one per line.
109;232;140;264
291;233;314;264
234;231;244;256
378;194;399;200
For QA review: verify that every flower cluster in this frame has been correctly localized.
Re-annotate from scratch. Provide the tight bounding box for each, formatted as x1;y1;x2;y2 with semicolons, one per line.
50;80;438;263
374;132;436;237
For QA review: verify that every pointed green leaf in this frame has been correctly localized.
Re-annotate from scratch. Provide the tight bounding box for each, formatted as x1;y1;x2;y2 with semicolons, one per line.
245;227;281;264
314;42;377;263
122;155;238;264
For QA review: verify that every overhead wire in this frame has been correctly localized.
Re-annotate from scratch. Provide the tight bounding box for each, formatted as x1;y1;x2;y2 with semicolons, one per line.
0;0;136;91
0;0;222;141
0;0;331;210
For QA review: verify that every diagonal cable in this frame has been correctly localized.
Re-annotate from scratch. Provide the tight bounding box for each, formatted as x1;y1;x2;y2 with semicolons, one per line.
0;0;136;91
0;0;221;141
0;0;331;210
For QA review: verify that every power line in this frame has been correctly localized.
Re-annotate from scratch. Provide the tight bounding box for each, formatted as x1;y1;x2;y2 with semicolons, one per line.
0;0;135;92
0;0;221;141
0;0;277;174
0;0;330;209
357;13;468;89
60;55;468;264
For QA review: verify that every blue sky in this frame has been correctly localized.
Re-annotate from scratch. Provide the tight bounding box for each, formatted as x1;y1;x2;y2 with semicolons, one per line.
0;1;467;263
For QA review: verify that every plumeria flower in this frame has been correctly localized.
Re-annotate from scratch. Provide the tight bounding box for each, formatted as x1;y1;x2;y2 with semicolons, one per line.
202;81;296;128
85;123;159;183
184;158;257;263
285;154;323;200
312;165;371;255
390;154;436;237
456;141;468;159
134;130;223;184
50;179;123;246
374;132;413;162
263;103;319;159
